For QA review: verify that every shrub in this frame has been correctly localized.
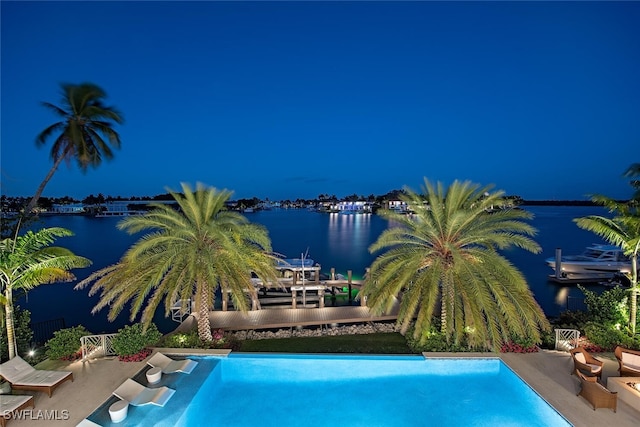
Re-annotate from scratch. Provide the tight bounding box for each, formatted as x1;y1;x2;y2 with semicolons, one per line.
550;310;591;333
404;323;472;353
500;335;539;353
45;325;92;360
112;323;161;358
500;341;538;353
159;330;202;349
538;328;556;350
118;348;152;362
621;334;640;351
158;328;240;351
583;322;627;351
0;306;33;363
579;284;628;326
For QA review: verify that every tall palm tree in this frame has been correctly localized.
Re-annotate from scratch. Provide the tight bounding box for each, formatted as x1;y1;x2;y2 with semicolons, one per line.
361;179;549;351
574;196;640;334
24;83;123;216
0;228;91;359
76;183;281;342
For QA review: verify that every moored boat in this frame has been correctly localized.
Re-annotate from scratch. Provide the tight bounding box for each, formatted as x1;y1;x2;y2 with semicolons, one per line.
546;244;633;282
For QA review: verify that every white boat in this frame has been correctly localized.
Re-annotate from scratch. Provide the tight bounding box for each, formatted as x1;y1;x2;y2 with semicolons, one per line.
275;257;320;280
275;257;316;270
546;244;633;281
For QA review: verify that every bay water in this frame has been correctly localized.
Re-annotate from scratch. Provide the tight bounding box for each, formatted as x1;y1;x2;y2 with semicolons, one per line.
20;206;610;335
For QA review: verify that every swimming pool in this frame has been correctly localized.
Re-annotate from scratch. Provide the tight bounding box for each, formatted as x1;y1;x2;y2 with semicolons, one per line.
89;354;571;426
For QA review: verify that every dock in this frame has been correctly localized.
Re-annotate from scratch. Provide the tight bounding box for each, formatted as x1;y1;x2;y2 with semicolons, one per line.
170;262;396;332
173;302;400;332
547;275;605;285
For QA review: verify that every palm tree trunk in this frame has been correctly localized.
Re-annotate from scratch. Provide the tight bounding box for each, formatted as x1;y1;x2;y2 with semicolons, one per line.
197;283;213;342
5;288;16;359
24;154;66;215
630;256;637;334
440;280;454;337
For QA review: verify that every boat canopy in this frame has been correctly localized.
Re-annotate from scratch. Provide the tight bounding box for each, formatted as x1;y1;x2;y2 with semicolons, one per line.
276;258;316;270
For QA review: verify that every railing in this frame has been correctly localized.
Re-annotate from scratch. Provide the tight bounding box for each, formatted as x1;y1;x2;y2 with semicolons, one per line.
171;299;194;323
80;334;118;362
566;296;587;312
555;328;580;351
30;318;66;346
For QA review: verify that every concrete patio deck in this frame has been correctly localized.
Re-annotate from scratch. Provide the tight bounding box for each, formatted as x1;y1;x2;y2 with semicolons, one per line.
2;349;638;426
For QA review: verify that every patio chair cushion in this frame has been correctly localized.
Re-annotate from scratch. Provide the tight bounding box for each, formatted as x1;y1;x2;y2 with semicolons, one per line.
0;356;72;387
0;356;33;382
621;352;640;372
0;395;35;427
0;356;73;398
572;351;602;374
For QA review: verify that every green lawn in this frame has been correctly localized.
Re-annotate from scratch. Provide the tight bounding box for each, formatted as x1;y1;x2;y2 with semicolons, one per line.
237;332;417;354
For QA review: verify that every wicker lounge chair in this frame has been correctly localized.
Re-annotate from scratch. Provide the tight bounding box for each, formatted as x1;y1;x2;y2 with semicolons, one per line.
614;346;640;377
575;370;617;412
0;395;35;427
570;347;604;379
0;356;73;398
112;378;175;407
147;352;198;374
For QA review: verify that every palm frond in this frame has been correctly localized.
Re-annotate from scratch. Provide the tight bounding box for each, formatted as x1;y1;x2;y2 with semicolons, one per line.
77;183;279;341
362;178;549;351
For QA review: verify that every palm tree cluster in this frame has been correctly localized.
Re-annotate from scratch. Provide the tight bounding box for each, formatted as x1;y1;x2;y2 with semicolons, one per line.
361;179;550;351
14;82;636;356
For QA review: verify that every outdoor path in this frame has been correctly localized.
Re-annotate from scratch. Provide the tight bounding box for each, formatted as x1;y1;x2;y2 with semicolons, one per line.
500;350;639;426
3;356;146;427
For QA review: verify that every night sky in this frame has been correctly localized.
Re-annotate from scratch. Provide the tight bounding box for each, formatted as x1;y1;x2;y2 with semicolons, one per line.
2;1;639;201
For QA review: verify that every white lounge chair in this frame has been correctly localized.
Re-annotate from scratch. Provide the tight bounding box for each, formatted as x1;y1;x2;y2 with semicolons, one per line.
0;355;73;397
0;395;35;427
147;352;198;374
112;378;175;407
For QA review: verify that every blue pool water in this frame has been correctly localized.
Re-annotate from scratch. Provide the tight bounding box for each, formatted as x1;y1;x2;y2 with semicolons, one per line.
89;354;572;427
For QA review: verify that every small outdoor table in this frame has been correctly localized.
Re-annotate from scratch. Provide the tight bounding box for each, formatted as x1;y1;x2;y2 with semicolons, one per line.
146;366;162;384
109;399;129;423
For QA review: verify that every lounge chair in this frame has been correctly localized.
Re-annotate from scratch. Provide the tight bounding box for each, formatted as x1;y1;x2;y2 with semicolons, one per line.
112;378;175;407
147;352;198;374
569;347;603;379
575;370;617;412
0;356;73;398
0;395;35;427
614;346;640;377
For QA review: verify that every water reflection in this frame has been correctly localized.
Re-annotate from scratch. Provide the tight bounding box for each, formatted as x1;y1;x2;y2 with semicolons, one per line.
327;213;374;279
23;206;611;331
555;287;570;307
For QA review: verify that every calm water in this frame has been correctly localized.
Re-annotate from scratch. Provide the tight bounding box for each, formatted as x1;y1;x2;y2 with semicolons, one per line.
20;206;609;334
87;355;570;427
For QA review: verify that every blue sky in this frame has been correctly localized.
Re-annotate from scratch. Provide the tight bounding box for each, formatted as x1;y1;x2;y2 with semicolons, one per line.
2;1;639;201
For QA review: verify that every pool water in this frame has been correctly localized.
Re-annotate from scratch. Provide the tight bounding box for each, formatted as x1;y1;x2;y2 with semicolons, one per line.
88;354;571;426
